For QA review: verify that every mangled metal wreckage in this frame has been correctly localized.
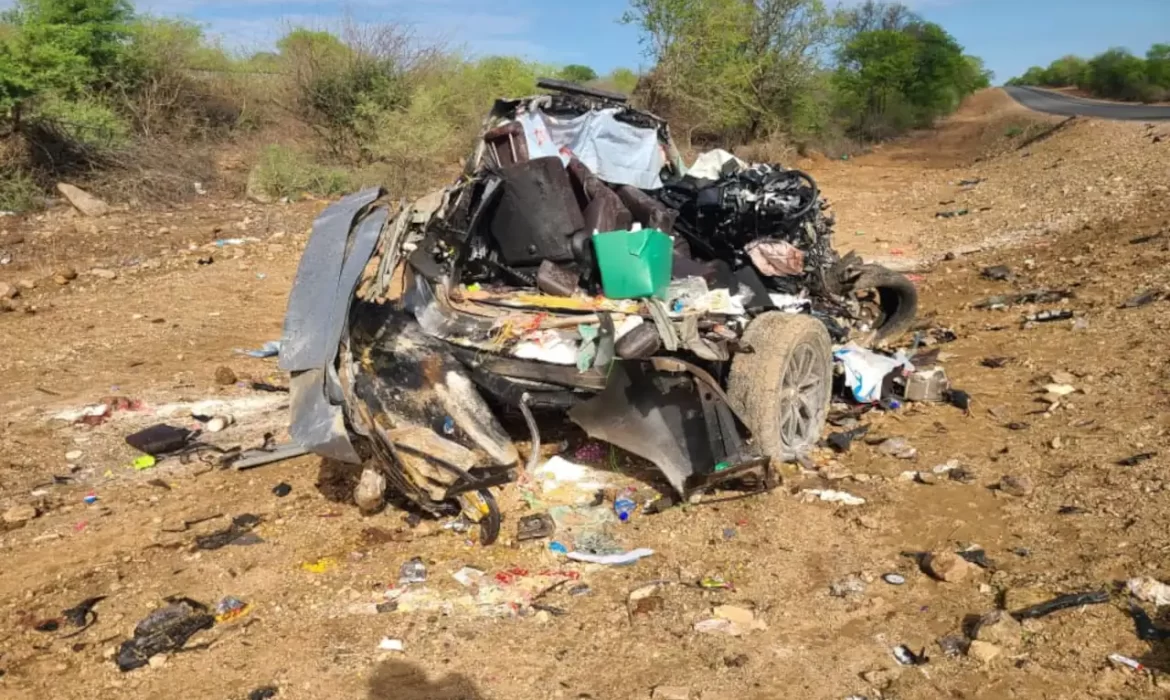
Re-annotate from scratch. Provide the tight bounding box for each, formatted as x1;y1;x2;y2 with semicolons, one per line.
280;79;917;544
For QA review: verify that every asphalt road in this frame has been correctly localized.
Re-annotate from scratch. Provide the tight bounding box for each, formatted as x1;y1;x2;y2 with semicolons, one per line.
1005;85;1170;121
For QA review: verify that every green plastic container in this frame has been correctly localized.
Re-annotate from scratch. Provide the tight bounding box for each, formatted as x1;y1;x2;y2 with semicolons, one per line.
592;228;674;300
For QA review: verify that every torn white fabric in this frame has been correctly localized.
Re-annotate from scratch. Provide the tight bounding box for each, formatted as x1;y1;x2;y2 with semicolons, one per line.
517;109;666;189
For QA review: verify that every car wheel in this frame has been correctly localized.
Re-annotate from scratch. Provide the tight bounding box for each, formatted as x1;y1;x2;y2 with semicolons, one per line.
847;264;918;342
728;312;833;461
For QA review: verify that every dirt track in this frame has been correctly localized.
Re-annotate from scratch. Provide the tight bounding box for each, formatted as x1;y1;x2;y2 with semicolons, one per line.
1;89;1170;700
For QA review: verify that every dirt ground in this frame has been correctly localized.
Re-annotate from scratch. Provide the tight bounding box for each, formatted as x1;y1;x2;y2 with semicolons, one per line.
1;89;1169;700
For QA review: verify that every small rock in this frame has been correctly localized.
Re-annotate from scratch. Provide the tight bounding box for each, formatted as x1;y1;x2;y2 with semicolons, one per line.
856;515;881;530
967;640;1002;663
18;278;36;290
723;653;749;668
3;503;38;524
65;450;83;461
148;654;168;669
354;467;387;515
972;610;1023;649
829;574;867;598
57;183;111;217
877;437;917;459
534;610;552;624
1049;436;1063;450
214;366;238;386
90;268;117;280
999;475;1035;497
1049;370;1076;385
55;266;78;283
0;281;17;299
652;687;692;700
923;551;972;582
714;605;758;628
861;667;901;686
160;518;188;533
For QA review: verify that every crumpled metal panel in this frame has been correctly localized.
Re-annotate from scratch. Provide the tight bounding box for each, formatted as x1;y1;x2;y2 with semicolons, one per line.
288;368;361;463
569;362;715;495
279;187;381;373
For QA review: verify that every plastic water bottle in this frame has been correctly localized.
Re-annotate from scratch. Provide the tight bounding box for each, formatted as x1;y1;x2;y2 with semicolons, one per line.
614;488;637;522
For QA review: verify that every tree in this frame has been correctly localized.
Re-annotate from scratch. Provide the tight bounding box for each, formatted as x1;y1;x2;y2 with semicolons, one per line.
559;64;597;83
1086;48;1151;101
835;1;918;38
1044;55;1088;86
608;67;640;94
623;0;830;143
1147;44;1170;88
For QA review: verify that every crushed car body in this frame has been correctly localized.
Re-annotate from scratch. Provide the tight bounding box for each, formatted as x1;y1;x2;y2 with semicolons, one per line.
280;78;918;544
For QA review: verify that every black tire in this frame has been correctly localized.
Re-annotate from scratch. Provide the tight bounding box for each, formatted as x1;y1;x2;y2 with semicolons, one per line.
728;313;833;462
849;264;918;342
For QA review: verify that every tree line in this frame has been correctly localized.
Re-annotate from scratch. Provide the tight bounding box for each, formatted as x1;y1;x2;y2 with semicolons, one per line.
1007;44;1170;103
0;0;992;211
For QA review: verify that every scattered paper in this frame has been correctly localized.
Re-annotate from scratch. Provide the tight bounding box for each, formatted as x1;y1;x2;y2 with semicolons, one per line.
566;548;655;565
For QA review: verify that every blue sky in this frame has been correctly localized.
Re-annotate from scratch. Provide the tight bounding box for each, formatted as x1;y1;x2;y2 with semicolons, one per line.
6;0;1170;83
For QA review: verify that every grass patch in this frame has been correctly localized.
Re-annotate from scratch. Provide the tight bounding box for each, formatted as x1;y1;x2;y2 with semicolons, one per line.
0;168;44;213
252;145;353;199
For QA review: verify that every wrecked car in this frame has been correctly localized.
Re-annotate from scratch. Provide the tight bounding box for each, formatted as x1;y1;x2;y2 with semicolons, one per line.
279;78;917;544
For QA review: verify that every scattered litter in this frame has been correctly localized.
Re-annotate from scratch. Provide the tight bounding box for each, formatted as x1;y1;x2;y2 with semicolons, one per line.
567;548;654;566
131;455;157;471
1011;590;1109;619
398;557;428;585
1045;383;1076;396
517;513;556;541
613;487;637;522
300;558;337;574
214;596;250;623
453;567;486;588
125;424;197;457
549;541;568;555
573;441;608;462
83;493;98;505
1119;290;1165;309
34;619;60;632
1108;653;1145;672
829;575;867;598
892;645;928;666
378;638;405;652
1117;452;1156;466
1129;600;1170;641
62;596;105;631
533;456;612;504
248;687;279;700
957;549;994;570
876;437;917;460
1024;309;1074;324
65;450;83;461
825;425;869;453
935;209;969;219
981;356;1010;368
947;389;971;413
981;265;1012;281
801;489;866;506
904;367;949;402
116;598;214;671
272;483;292;497
937;635;967;657
700;575;733;590
834;345;912;403
236;341;281;359
882;573;906;586
196;514;262;550
569;583;591;596
1127;577;1170;607
1057;505;1087;515
694;605;767;636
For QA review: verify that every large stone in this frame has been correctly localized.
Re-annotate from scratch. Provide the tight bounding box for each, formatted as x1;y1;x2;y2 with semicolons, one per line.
972;610;1023;649
3;504;38;524
57;183;111;217
90;268;117;280
214;366;238;386
967;640;1002;663
354;466;387;515
924;551;973;582
999;474;1035;497
245;166;275;205
0;281;17;299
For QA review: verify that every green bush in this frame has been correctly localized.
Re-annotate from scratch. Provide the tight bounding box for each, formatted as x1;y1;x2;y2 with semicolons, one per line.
252;145;352;199
0;167;43;212
33;93;129;150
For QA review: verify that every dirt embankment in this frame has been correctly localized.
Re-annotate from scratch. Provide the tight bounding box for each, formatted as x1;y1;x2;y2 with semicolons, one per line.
0;89;1169;700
